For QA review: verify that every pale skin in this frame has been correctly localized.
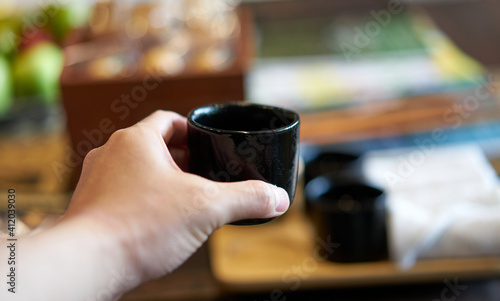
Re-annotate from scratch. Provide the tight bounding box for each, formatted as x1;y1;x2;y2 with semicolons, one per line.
0;111;290;300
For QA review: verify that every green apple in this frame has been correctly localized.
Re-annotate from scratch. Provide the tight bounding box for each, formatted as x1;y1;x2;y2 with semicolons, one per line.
12;42;64;105
44;3;92;43
0;55;13;117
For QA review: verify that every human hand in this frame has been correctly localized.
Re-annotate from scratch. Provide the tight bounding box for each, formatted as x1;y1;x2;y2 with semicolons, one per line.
61;111;290;296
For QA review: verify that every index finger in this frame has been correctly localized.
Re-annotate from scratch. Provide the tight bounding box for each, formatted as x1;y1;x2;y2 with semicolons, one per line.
138;110;188;146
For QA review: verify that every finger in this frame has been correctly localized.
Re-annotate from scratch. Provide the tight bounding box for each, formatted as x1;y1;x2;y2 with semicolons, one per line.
78;147;101;181
211;180;290;225
138;110;188;146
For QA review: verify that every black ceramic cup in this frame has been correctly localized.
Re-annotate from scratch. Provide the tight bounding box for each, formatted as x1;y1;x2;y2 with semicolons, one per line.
303;150;361;185
302;149;363;217
305;175;388;262
187;102;300;225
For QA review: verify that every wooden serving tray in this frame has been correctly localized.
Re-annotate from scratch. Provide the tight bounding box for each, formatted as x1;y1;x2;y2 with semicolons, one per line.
209;191;500;292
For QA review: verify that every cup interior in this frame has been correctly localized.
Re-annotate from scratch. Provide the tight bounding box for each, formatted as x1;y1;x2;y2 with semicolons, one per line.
188;103;299;133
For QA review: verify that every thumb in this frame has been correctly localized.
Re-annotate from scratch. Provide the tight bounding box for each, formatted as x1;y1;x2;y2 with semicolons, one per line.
213;180;290;225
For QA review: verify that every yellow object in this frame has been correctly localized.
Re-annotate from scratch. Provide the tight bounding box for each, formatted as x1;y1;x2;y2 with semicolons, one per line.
412;14;485;82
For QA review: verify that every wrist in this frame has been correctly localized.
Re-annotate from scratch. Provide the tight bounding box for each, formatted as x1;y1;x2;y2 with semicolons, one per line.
60;211;144;287
18;212;143;300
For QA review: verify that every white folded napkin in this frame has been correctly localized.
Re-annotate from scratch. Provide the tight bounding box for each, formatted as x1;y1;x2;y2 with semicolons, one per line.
362;143;500;269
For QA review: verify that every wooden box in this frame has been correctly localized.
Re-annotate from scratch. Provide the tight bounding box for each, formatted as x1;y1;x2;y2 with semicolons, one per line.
60;7;253;189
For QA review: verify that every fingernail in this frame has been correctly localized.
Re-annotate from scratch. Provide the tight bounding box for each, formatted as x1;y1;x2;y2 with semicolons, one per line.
274;187;290;213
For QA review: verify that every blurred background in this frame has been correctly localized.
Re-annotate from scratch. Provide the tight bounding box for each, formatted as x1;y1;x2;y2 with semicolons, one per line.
1;0;500;300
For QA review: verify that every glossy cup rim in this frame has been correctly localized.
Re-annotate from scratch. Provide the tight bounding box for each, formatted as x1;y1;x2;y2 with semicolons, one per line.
187;102;300;135
305;175;385;213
